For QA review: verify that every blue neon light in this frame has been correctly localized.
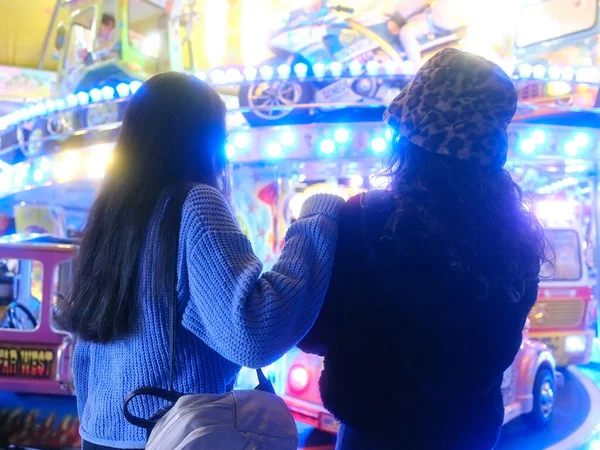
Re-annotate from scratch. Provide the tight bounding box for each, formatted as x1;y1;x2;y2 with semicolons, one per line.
371;137;387;153
280;130;296;147
532;129;546;145
564;141;579;157
234;133;250;149
129;81;142;94
519;139;536;155
334;128;350;144
267;142;283;158
319;139;336;155
575;132;590;147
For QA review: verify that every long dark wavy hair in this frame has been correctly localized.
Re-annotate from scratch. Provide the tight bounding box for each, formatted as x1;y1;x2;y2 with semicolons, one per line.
374;136;548;395
57;73;228;342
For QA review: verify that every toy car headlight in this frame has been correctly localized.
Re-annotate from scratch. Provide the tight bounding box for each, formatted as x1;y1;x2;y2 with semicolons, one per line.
565;335;587;353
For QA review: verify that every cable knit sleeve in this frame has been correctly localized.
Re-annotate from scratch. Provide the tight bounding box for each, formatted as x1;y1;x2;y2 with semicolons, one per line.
180;185;343;368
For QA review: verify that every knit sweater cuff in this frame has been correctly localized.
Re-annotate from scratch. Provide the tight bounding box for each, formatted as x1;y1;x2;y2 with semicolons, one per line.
299;194;344;221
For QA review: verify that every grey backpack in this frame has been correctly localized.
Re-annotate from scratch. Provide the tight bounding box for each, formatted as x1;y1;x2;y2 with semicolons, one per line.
123;228;298;449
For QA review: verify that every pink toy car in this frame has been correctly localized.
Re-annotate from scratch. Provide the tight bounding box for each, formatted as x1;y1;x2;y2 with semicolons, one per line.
0;235;80;449
283;321;563;434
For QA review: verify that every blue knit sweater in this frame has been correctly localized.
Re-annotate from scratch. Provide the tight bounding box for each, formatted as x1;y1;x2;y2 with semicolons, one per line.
73;185;343;448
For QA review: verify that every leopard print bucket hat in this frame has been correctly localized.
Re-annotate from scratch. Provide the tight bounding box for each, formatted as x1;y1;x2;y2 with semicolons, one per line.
383;48;517;168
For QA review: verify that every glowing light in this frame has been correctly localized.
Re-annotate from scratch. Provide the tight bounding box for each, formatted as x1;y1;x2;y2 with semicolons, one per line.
334;128;350;144
294;63;308;79
576;67;599;83
565;335;587;353
330;61;343;77
204;0;227;66
519;139;536;155
349;61;363;77
234;133;250;149
225;68;243;84
313;62;326;78
240;0;272;66
532;130;546;145
280;130;296;147
40;157;50;172
76;91;90;105
532;64;546;80
564;141;579;157
535;200;576;223
142;33;161;57
45;100;56;112
288;365;309;393
575;132;590;148
266;142;282;158
85;145;113;179
350;174;363;187
401;60;416;75
371;137;387;153
277;64;291;79
33;169;43;183
259;65;274;80
589;440;600;450
562;66;575;81
65;94;77;107
210;69;226;84
101;86;115;100
55;99;66;110
12;164;27;187
55;151;82;181
385;128;393;140
518;63;533;78
226;144;236;160
129;81;142;94
89;88;102;103
548;65;562;80
116;83;130;98
384;60;398;75
547;81;571;97
366;60;379;76
0;173;10;192
243;67;258;82
319;139;335;155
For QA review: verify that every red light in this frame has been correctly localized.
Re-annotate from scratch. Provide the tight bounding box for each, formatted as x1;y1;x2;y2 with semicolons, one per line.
288;365;310;393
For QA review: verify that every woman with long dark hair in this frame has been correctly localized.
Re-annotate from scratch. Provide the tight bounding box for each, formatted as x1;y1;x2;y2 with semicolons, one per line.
57;72;343;450
299;49;547;449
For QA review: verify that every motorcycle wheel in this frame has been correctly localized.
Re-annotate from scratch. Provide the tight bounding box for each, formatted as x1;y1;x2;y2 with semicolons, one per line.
239;61;313;127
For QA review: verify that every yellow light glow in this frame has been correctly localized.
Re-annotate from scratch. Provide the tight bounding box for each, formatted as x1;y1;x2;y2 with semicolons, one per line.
547;81;572;97
463;0;520;59
204;1;228;66
54;151;81;182
85;144;113;179
241;0;273;65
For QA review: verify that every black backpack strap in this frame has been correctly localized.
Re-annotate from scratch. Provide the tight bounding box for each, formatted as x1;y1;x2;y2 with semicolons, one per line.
123;387;183;430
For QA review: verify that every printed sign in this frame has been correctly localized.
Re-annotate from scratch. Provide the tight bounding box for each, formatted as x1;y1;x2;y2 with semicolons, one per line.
0;347;55;378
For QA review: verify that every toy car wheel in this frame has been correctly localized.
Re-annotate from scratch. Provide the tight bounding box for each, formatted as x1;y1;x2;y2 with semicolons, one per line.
526;366;555;428
7;302;38;330
239;58;313;126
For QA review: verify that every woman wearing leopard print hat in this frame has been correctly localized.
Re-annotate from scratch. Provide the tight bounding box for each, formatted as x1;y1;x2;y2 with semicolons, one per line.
299;48;548;449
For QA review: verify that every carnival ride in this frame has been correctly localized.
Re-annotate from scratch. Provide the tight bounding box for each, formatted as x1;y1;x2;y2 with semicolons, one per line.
1;0;600;448
0;235;78;449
